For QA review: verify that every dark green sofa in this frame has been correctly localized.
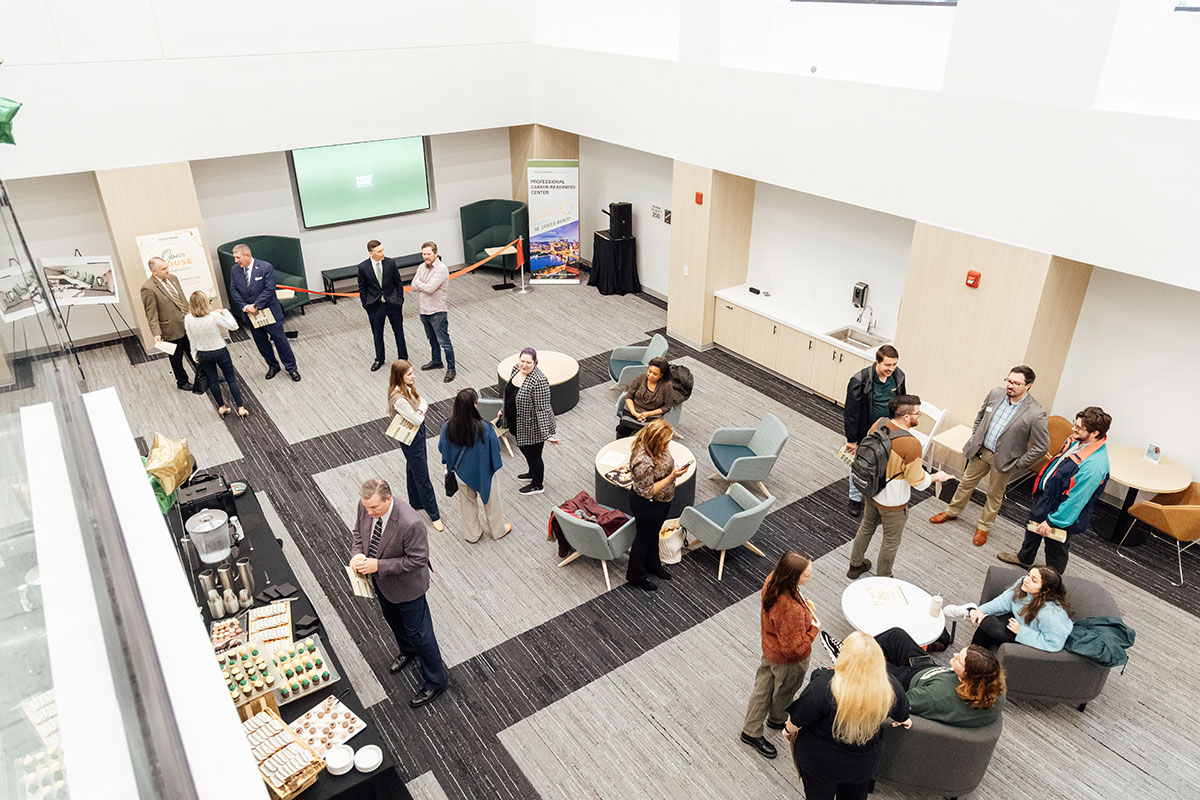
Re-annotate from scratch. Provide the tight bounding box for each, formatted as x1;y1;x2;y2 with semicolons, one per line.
216;235;311;317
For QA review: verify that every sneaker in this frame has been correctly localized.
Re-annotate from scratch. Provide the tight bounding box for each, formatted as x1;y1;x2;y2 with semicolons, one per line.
517;472;533;480
846;558;872;579
848;499;864;518
739;732;777;760
519;484;544;495
820;631;843;663
942;603;977;622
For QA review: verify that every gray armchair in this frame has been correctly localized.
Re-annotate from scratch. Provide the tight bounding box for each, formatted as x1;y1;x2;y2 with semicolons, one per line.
679;484;775;580
476;394;514;457
873;714;1003;800
608;334;668;386
553;507;638;591
706;413;788;498
980;565;1121;711
616;391;682;436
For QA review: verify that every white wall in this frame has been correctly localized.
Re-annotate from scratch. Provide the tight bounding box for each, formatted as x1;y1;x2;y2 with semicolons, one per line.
3;173;136;349
578;138;674;296
1056;267;1200;496
745;182;914;339
191;129;512;286
531;0;681;61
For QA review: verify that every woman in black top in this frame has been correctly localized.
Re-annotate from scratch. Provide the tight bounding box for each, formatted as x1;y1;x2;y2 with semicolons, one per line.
499;347;560;495
785;631;911;800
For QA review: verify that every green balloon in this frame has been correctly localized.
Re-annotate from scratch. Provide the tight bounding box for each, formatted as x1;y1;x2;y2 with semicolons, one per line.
0;97;22;145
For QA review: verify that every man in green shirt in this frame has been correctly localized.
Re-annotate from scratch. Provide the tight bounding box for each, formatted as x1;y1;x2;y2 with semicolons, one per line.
843;345;907;518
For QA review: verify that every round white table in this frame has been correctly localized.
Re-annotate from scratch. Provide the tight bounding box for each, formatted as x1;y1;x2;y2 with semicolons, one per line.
496;351;580;414
841;577;946;647
1103;445;1192;545
593;437;696;518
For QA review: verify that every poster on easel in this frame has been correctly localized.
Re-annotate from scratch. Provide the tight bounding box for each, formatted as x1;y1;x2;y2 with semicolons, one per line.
527;159;581;284
40;256;119;307
135;228;219;302
0;262;46;322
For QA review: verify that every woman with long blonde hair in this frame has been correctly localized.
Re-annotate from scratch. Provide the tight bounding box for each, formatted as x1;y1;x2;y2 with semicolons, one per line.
784;631;910;799
183;291;247;418
386;359;442;531
625;419;689;591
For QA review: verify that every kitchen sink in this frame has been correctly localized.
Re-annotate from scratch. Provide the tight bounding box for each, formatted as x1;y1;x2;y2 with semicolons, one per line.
825;326;890;350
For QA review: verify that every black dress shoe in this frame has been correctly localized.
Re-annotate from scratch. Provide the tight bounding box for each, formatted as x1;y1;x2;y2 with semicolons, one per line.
443;368;456;383
409;685;445;708
265;366;281;380
649;566;672;581
765;719;786;731
389;655;416;674
289;371;301;382
421;362;442;371
848;499;864;518
370;361;384;372
739;732;778;759
176;382;195;392
630;579;658;592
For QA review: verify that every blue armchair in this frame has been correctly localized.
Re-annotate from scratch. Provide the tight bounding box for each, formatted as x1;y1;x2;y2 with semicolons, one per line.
707;413;788;498
608;333;668;387
553;506;638;591
679;484;775;580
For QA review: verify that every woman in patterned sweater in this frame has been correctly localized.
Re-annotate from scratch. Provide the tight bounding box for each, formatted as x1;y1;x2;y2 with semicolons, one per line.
626;419;689;591
499;347;560;496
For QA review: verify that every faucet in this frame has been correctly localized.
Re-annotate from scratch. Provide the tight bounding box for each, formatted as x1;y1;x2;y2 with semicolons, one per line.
857;304;876;335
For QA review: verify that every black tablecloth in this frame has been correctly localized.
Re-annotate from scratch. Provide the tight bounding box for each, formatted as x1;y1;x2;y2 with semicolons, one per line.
168;488;404;800
588;231;640;295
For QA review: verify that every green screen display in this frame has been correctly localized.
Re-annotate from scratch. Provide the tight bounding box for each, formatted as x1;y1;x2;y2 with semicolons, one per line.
290;137;431;228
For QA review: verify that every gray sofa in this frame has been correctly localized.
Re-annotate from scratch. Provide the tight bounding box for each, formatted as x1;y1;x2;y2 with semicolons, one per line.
873;714;1003;799
980;565;1121;711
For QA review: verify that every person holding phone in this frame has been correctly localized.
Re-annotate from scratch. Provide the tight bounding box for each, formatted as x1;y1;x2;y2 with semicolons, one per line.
626;419;688;591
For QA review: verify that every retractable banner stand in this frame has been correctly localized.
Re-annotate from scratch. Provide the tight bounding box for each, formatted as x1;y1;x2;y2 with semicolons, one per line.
527;159;581;284
135;228;219;301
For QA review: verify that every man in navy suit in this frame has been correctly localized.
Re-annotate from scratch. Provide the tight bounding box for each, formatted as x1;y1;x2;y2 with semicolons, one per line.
357;239;407;371
229;243;301;381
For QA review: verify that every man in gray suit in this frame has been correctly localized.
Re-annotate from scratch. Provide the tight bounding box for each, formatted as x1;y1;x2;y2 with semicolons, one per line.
350;478;447;707
929;366;1049;546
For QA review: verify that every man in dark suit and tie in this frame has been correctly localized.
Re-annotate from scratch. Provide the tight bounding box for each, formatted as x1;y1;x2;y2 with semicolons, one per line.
140;256;205;393
350;478;447;707
229;243;301;381
356;240;407;371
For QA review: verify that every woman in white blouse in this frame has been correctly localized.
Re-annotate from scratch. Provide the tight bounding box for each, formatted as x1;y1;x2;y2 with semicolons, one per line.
386;359;443;531
184;292;247;418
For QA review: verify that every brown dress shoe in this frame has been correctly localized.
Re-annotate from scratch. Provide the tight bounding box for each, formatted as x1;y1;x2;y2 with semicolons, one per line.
972;529;989;546
929;512;957;524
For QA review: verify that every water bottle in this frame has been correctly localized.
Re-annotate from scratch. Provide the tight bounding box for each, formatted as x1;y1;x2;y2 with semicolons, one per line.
929;594;943;617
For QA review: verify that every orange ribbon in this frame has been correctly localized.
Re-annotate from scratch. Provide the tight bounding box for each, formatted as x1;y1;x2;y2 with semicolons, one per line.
278;237;524;298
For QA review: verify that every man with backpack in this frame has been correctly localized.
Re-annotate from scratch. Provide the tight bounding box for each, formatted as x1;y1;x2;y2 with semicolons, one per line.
843;345;906;519
847;395;952;579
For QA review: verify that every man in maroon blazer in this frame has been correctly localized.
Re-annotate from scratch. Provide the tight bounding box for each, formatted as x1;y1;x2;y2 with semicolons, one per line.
350;478;447;707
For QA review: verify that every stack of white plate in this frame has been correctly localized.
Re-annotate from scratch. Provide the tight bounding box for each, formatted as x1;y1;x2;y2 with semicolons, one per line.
325;745;354;776
354;744;382;773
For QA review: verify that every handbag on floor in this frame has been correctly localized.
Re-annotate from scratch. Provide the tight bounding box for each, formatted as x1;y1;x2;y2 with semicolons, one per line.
658;518;684;564
445;446;466;497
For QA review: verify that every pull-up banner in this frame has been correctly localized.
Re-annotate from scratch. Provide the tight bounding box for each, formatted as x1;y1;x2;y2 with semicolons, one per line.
527;159;580;285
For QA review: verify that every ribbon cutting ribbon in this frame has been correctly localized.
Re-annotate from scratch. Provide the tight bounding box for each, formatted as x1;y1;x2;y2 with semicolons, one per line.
276;237;524;298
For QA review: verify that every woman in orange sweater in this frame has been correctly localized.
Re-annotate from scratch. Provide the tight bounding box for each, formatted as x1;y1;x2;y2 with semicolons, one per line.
739;550;820;759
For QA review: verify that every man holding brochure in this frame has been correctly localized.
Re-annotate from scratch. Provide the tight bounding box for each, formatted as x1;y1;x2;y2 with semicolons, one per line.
350;478;448;708
229;243;300;381
140;256;205;394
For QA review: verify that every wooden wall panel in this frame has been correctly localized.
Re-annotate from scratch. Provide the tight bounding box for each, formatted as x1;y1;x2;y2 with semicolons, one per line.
894;223;1052;430
509;124;579;203
702;170;755;344
94;162;218;351
1024;256;1093;413
666;161;713;346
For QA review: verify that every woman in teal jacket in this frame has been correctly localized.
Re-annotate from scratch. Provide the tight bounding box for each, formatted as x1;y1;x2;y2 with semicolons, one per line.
968;566;1073;652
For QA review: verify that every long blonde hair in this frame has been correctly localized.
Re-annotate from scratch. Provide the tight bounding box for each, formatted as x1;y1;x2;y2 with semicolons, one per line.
188;291;210;317
631;419;673;461
830;632;895;746
387;359;421;415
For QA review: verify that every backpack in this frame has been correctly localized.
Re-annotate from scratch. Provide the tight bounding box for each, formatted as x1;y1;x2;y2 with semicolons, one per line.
850;425;913;498
669;363;693;405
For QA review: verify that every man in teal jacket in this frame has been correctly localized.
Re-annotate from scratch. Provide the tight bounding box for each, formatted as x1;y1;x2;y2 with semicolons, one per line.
998;406;1111;573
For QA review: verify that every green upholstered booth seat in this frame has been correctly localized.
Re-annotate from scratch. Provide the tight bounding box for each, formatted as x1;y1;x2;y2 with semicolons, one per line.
217;235;311;317
459;200;529;275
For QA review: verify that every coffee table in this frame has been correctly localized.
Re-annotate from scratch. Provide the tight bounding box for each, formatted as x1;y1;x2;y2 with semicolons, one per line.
496;351;580;415
841;577;946;647
1103;445;1192;545
594;437;696;518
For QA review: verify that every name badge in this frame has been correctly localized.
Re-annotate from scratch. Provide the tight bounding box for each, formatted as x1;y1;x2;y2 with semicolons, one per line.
986;406;993;412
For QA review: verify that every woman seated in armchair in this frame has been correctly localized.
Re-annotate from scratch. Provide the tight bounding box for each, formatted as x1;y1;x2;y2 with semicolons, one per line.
616;357;673;439
945;566;1073;653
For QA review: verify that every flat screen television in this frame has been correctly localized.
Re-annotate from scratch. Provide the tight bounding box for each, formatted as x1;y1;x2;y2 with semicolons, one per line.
288;137;431;229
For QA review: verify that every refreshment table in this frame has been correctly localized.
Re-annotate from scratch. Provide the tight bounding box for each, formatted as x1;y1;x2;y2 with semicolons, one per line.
841;577;946;647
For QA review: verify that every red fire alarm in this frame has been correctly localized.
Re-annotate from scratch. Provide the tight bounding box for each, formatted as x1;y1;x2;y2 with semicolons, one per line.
695;191;703;205
966;269;981;288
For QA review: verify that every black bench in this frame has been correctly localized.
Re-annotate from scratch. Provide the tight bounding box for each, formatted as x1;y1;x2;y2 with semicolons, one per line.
319;253;424;304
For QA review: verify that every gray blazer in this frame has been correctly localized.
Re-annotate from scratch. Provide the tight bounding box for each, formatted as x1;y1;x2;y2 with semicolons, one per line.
962;387;1050;474
350;498;430;604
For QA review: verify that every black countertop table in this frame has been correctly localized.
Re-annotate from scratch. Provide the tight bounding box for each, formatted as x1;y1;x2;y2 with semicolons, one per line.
588;230;640;295
169;487;405;800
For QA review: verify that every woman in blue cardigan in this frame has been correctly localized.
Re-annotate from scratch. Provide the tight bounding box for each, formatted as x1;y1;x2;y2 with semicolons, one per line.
965;566;1073;652
439;388;512;544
